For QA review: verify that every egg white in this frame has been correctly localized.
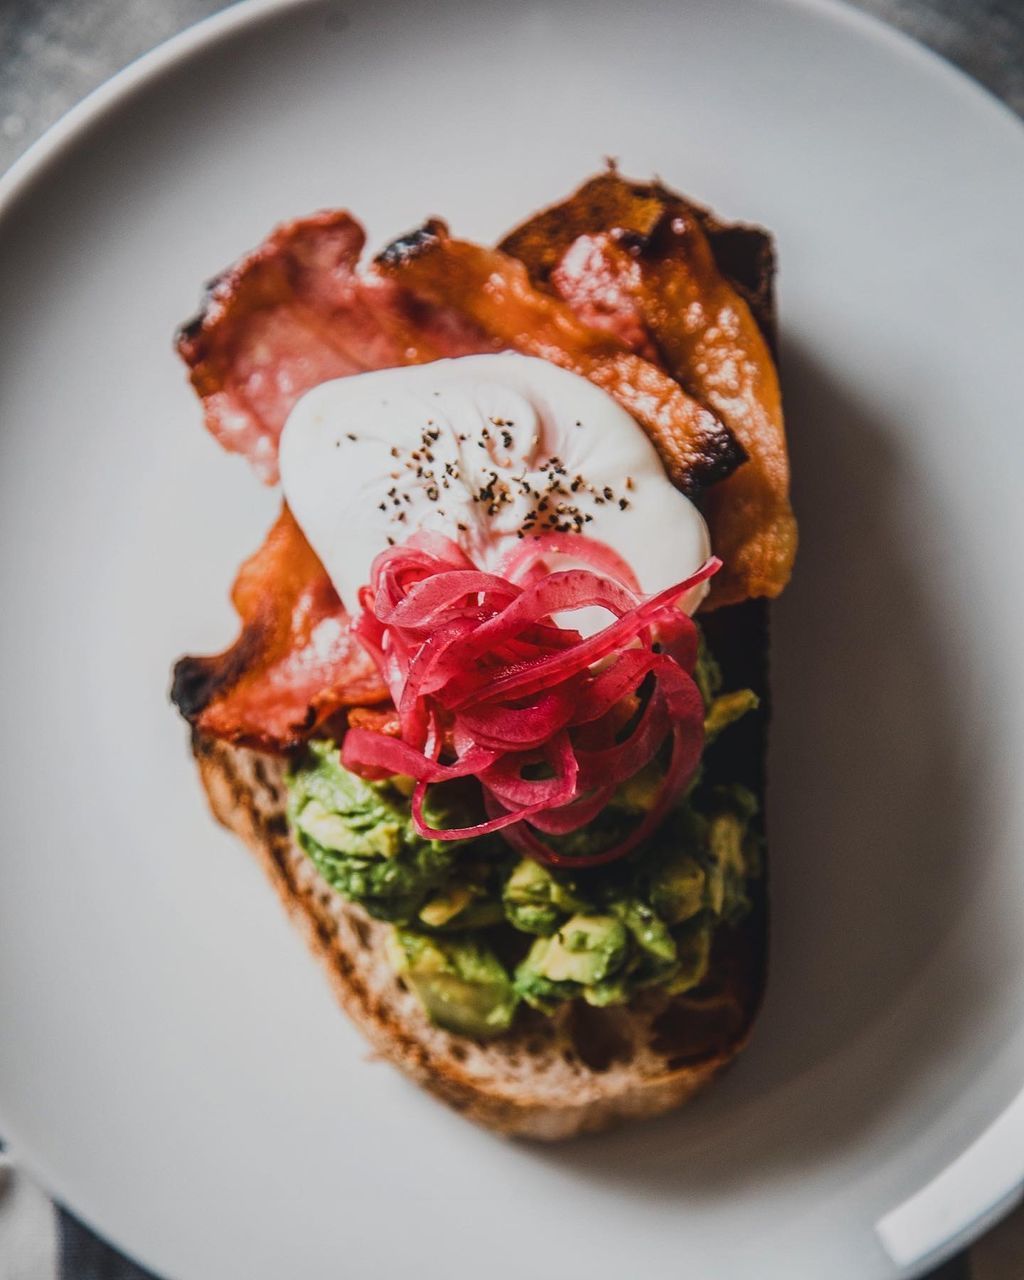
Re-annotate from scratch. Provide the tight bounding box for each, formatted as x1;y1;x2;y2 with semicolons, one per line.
279;354;710;619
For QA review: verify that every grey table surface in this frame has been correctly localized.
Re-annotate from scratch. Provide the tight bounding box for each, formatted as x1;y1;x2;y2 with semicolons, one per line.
0;2;1022;1278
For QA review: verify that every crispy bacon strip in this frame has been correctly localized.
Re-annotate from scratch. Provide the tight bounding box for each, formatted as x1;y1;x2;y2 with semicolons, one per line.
500;172;796;607
171;505;387;751
177;206;742;497
373;224;744;496
347;705;401;736
173;182;788;750
176;211;495;482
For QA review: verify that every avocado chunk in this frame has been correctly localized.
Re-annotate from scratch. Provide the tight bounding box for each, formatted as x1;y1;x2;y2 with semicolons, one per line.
705;785;759;921
418;884;475;928
614;761;664;814
522;913;627;983
704;689;760;742
648;852;707;925
291;743;406;859
610;898;677;965
287;742;482;923
418;881;505;930
502;859;588;935
663;918;714;994
694;632;723;706
386;928;518;1038
515;914;629;1012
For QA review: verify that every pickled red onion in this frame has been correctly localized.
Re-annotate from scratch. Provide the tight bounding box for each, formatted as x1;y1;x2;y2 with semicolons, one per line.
340;530;718;866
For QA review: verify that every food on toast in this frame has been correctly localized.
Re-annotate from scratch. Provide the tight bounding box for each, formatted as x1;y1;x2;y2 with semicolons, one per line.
171;170;794;1138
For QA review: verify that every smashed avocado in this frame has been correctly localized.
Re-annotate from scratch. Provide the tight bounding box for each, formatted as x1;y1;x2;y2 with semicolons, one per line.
502;858;588;935
285;631;761;1035
387;929;518;1038
288;740;490;924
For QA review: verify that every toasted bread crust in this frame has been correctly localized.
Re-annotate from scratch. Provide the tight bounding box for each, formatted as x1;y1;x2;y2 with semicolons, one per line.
193;731;759;1139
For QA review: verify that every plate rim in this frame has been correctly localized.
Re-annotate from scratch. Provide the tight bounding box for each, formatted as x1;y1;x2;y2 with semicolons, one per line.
2;0;1022;223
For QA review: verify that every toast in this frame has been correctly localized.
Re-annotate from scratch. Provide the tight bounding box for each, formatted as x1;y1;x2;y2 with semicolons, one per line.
193;661;763;1141
175;176;783;1138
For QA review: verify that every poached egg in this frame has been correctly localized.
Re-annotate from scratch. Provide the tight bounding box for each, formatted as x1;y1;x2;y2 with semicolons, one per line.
279;354;710;615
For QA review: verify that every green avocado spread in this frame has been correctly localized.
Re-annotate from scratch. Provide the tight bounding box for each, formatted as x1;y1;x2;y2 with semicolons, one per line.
286;632;760;1039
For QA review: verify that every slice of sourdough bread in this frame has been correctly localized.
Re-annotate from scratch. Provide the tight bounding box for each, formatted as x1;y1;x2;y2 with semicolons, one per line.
183;194;777;1140
193;707;763;1139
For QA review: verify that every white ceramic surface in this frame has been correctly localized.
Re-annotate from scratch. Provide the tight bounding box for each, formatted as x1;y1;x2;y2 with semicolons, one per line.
1;1;1023;1277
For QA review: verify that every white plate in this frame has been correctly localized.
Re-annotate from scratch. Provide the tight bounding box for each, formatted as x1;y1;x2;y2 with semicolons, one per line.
1;1;1023;1276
